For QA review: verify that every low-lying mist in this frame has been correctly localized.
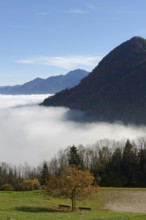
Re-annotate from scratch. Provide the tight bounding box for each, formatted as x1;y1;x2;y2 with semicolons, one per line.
0;94;146;166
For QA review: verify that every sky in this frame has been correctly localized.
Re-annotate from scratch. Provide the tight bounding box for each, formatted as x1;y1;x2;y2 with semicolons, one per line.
1;95;146;166
0;0;146;85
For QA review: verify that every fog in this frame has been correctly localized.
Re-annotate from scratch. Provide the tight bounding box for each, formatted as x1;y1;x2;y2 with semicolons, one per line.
0;94;146;166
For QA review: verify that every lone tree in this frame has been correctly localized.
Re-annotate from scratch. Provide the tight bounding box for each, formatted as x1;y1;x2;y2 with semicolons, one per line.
46;165;97;211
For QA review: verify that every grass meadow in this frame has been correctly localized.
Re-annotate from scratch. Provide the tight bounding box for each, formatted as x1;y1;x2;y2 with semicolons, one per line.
0;188;146;220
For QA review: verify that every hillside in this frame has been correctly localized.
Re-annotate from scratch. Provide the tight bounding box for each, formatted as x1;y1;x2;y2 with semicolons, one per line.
0;69;88;94
42;37;146;124
1;189;146;219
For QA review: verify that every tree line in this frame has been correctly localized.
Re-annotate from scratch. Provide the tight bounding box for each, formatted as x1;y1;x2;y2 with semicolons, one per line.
1;137;146;190
43;137;146;187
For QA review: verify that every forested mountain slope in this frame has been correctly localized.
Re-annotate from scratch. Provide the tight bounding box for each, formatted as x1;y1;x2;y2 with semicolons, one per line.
42;37;146;124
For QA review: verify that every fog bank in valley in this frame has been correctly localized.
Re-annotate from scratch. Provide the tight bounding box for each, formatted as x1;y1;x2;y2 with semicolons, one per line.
0;94;146;166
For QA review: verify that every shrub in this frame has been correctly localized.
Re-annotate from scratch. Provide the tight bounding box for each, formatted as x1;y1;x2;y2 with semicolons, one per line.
1;183;14;191
18;179;40;191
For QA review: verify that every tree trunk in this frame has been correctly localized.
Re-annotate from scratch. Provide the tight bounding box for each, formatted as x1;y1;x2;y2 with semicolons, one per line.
71;197;76;211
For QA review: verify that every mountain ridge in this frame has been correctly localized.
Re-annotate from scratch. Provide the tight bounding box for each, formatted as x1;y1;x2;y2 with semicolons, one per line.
42;37;146;124
0;69;88;94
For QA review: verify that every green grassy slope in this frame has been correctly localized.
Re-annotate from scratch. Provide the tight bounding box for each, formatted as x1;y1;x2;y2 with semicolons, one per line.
0;189;146;220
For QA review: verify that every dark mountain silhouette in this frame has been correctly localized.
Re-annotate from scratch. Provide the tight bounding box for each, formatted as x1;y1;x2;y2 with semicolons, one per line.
0;69;88;94
42;37;146;124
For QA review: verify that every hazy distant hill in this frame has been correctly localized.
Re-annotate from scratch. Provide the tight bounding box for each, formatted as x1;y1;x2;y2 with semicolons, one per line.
42;37;146;124
0;69;88;94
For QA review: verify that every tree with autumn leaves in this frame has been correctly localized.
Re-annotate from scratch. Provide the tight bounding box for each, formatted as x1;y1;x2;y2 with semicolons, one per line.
46;146;97;211
46;165;97;211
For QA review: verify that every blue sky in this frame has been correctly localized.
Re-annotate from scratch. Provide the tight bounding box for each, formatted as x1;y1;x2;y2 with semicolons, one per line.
0;0;146;85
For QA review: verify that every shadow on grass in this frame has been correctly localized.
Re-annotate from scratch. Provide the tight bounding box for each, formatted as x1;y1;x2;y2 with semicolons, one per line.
15;206;70;213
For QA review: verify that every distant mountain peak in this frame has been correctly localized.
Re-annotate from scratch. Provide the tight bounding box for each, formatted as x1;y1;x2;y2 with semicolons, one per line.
66;69;88;76
0;69;88;95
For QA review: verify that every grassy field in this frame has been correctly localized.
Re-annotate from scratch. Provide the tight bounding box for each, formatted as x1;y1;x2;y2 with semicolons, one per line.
0;188;146;220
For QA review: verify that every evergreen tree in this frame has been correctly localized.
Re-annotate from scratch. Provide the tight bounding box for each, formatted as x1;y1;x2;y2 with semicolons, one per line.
105;147;125;186
68;146;83;168
121;139;138;186
138;147;146;186
39;162;49;186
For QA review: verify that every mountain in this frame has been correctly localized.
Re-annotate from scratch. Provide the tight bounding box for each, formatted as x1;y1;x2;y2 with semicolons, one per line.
0;69;88;94
42;37;146;124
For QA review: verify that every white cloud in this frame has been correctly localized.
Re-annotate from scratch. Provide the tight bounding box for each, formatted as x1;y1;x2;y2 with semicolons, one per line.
0;95;146;166
66;8;85;14
15;55;103;70
66;5;97;14
17;59;34;64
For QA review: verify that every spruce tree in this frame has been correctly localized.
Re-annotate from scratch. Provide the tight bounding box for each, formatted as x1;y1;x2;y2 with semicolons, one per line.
68;146;83;168
40;162;49;186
